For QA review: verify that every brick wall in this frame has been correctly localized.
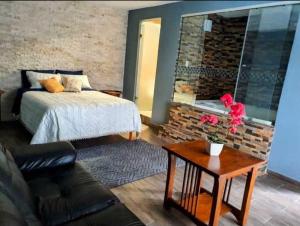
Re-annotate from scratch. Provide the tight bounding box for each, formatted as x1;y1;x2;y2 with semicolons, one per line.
177;15;207;67
159;102;275;173
202;14;248;70
175;14;247;100
0;1;128;120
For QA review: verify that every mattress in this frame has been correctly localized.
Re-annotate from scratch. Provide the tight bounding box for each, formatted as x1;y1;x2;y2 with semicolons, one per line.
21;91;141;144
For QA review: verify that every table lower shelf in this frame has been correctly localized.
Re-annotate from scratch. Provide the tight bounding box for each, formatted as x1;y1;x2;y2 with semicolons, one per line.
175;192;232;224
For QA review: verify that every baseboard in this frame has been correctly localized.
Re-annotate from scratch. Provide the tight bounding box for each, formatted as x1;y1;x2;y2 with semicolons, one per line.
268;170;300;186
140;114;151;126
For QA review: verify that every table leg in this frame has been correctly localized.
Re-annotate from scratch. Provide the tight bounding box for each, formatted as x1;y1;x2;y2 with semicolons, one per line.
209;177;226;226
164;153;176;209
223;178;233;204
239;167;258;226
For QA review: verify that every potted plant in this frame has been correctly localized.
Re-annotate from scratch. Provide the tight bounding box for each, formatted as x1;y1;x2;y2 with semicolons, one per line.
200;93;245;156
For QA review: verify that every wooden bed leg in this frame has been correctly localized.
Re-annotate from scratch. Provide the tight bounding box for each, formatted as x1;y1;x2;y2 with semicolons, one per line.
129;132;140;140
136;132;140;140
129;132;133;140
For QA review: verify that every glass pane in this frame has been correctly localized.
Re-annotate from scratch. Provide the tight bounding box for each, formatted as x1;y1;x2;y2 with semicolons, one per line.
235;5;300;124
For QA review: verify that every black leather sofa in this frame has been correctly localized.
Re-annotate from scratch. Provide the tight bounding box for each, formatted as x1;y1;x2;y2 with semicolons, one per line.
0;142;144;226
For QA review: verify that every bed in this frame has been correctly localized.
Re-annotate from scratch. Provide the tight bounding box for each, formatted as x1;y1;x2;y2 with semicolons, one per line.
20;90;141;144
13;69;141;144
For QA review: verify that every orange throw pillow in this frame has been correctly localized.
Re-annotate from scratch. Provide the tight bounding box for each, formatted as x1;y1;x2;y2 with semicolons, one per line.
39;77;64;93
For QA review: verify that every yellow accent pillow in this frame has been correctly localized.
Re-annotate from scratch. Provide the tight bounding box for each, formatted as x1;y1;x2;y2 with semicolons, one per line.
39;77;64;93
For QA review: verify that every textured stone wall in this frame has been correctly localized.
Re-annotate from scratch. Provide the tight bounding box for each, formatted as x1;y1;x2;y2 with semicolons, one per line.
202;14;247;70
177;14;247;68
175;66;237;100
159;103;274;173
175;14;247;101
0;1;128;120
177;15;207;66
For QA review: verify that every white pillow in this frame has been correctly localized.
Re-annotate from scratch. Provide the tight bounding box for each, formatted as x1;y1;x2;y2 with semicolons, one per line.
60;74;92;89
26;71;62;89
62;77;82;92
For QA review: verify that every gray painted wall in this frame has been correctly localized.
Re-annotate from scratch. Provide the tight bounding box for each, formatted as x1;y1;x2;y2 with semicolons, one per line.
269;19;300;182
123;1;300;181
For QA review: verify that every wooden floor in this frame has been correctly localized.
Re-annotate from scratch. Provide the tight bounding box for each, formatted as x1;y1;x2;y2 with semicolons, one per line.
1;122;300;225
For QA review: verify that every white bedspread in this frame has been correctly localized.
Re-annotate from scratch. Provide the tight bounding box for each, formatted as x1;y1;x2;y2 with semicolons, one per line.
21;91;141;144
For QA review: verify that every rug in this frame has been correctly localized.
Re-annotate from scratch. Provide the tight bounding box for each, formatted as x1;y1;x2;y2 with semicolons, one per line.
77;139;184;188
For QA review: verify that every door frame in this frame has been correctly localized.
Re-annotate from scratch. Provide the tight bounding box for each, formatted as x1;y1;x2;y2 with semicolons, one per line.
134;17;162;113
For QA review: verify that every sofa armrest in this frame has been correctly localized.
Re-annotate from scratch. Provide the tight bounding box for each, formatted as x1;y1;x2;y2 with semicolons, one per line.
11;142;76;173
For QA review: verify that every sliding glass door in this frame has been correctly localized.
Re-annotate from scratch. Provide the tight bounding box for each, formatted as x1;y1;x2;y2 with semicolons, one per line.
235;4;300;123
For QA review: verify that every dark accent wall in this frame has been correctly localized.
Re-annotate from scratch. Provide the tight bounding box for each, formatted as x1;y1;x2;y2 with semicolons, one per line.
196;14;248;100
177;15;207;66
175;13;247;100
202;14;248;70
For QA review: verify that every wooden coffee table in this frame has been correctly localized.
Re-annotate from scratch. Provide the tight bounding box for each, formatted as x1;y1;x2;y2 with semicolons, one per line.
163;140;265;226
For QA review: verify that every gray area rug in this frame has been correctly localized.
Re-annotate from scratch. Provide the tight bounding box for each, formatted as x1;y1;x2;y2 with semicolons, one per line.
77;140;184;188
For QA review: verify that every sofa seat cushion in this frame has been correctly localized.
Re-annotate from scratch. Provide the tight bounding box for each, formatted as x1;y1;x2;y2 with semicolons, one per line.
27;164;118;226
62;202;144;226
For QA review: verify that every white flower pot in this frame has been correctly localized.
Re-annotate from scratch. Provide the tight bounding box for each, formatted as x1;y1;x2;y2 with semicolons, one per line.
206;142;224;156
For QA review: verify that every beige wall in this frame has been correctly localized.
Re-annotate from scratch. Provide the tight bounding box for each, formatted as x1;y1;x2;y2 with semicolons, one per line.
0;1;128;120
136;20;160;112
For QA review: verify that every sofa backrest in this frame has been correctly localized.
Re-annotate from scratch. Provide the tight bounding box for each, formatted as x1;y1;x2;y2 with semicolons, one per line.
0;144;42;226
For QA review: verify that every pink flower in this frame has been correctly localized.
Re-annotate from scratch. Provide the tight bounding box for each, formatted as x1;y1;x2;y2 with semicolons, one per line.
200;115;209;123
207;114;219;125
200;94;246;138
200;114;219;125
220;93;233;108
230;103;245;118
229;127;238;134
230;117;243;126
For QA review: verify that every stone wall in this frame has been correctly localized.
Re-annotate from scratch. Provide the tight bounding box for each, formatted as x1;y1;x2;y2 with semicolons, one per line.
175;14;247;101
196;14;247;99
177;15;207;66
202;14;248;70
0;1;128;120
175;66;237;100
177;14;247;68
159;103;275;173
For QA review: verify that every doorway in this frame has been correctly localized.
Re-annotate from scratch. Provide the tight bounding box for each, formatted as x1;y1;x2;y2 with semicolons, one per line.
135;18;161;119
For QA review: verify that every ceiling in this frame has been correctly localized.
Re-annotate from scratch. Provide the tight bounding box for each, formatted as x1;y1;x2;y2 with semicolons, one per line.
95;1;176;10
